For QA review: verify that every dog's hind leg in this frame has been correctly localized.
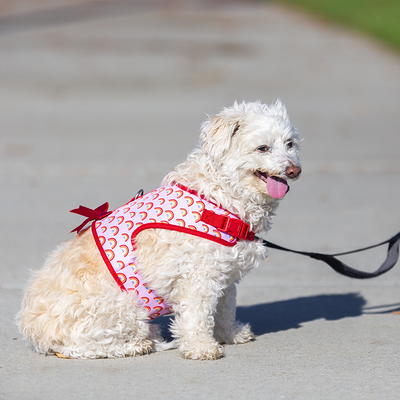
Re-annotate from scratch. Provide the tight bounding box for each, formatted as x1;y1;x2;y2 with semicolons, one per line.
213;284;255;345
17;234;156;359
49;289;156;359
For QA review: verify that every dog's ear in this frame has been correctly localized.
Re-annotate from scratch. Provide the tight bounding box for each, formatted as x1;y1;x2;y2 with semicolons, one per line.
272;99;289;120
200;115;240;160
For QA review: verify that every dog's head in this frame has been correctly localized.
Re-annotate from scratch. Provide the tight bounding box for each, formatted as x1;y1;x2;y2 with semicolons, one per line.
200;100;301;201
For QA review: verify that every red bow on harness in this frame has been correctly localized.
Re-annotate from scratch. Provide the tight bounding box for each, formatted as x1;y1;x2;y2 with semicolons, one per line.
70;202;111;234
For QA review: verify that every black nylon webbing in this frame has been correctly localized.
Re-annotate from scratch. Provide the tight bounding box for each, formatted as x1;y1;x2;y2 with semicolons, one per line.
259;231;400;279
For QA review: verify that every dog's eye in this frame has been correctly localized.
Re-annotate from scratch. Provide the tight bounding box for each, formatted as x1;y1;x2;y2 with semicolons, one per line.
286;140;294;149
256;145;270;153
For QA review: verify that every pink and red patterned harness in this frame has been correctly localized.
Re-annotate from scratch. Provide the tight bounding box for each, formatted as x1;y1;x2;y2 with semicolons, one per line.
71;184;255;319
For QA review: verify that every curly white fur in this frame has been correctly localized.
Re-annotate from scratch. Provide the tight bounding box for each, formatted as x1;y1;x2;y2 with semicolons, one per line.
17;100;301;360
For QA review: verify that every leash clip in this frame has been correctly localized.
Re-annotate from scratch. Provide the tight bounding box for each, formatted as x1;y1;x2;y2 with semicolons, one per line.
128;189;144;203
134;189;144;200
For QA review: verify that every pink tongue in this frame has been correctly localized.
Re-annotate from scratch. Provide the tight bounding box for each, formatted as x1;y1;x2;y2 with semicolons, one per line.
266;176;289;199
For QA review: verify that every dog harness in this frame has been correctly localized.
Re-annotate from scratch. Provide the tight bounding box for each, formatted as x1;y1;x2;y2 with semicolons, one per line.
70;184;255;319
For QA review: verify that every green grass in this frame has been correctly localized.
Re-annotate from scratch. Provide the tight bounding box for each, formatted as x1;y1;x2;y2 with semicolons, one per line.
278;0;400;51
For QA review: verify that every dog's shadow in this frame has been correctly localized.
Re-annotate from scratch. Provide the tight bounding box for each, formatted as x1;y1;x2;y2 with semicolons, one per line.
156;292;366;340
237;292;366;335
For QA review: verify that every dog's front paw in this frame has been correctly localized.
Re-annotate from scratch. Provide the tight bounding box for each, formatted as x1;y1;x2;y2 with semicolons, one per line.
180;340;224;360
232;323;255;344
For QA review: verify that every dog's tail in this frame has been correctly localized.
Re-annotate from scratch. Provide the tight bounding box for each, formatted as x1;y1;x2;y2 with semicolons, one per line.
149;323;177;351
154;339;177;352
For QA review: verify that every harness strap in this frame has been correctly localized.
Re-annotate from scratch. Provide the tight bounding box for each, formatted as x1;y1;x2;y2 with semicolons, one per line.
200;209;255;240
260;231;400;279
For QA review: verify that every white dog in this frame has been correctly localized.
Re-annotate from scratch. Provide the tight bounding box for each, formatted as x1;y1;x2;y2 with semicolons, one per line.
17;100;301;360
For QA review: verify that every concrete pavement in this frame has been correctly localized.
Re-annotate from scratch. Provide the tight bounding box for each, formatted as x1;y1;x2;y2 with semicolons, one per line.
1;1;399;399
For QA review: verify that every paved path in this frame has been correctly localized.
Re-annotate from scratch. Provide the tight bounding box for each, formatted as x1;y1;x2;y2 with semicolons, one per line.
1;1;399;399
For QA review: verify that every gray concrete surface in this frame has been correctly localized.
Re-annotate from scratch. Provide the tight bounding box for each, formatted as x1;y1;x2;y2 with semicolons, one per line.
1;1;400;399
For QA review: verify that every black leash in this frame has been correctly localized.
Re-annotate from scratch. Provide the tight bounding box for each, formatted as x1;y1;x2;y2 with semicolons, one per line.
259;231;400;279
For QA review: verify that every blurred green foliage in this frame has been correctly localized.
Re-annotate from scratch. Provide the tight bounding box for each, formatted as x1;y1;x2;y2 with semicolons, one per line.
279;0;400;51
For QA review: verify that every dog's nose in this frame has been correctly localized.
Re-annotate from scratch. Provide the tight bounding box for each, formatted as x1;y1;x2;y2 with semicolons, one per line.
285;164;302;179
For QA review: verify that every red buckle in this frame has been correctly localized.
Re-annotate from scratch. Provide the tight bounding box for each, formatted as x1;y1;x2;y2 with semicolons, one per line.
219;215;230;231
200;209;253;240
225;217;250;240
